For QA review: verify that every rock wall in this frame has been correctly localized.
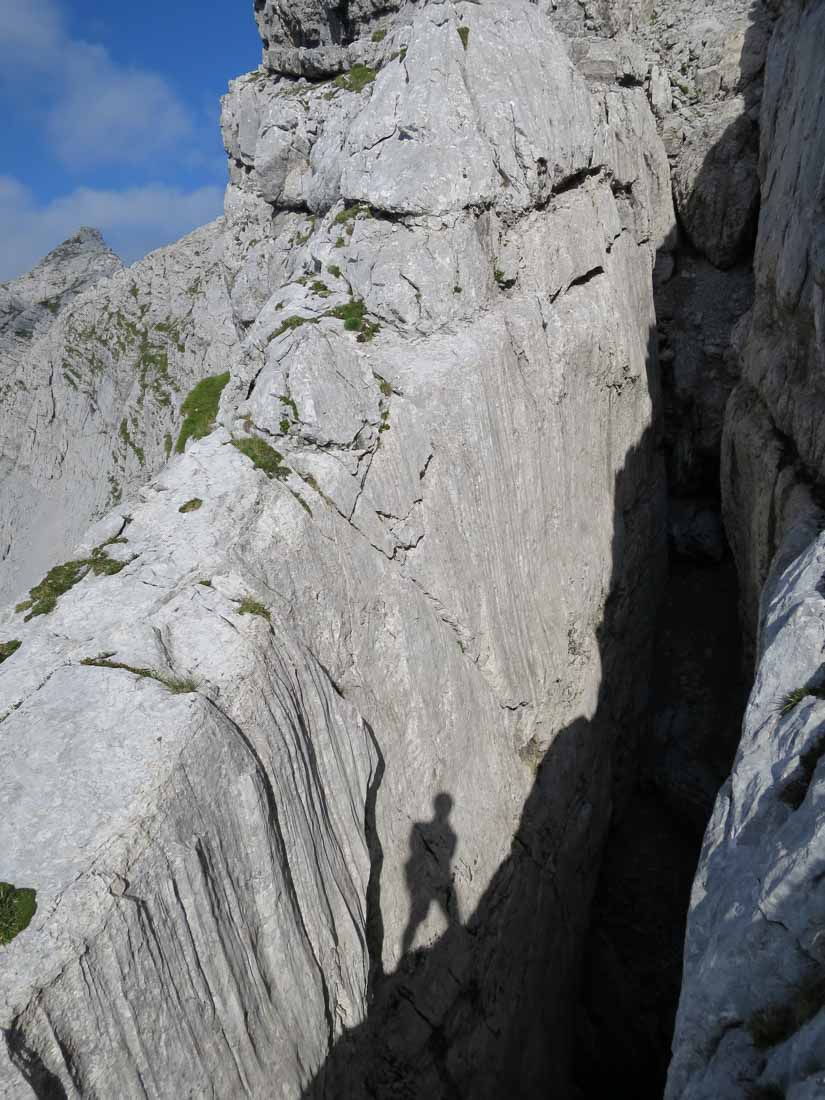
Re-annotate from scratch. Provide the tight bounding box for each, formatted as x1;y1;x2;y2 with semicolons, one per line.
0;1;669;1096
669;1;825;1096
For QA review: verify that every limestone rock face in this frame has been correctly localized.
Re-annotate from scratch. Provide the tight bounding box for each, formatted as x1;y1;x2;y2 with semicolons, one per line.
0;221;241;609
0;1;667;1096
0;228;121;371
666;518;825;1100
721;0;825;649
669;2;825;1095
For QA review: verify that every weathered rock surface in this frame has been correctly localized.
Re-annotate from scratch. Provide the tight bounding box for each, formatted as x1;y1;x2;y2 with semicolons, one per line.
0;228;121;372
0;1;669;1096
666;517;825;1100
721;0;825;651
670;1;825;1096
0;221;240;608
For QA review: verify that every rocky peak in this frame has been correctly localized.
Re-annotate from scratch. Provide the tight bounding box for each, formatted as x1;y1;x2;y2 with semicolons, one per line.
0;227;122;356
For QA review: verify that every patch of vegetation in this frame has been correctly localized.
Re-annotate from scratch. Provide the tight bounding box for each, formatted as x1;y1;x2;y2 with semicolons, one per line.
41;298;60;316
327;264;343;279
334;64;378;93
272;315;319;339
0;882;37;947
19;538;129;621
311;280;332;298
0;640;21;664
179;498;203;513
198;578;213;587
232;437;291;481
81;654;197;694
372;28;387;42
329;298;382;342
781;685;825;715
164;432;173;458
379;407;391;434
518;736;545;775
747;972;825;1049
331;298;367;331
280;418;292;434
293;217;316;246
290;489;313;515
119;419;146;466
238;596;271;621
398;47;408;62
494;266;511;288
457;25;470;50
335;236;347;249
175;372;231;454
376;376;392;397
334;204;372;239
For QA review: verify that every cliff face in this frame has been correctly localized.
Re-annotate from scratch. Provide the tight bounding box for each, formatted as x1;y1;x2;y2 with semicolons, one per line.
1;0;824;1097
668;2;825;1096
0;2;668;1096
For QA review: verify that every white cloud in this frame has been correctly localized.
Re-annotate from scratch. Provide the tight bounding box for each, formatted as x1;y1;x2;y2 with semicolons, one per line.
0;0;195;167
0;176;225;281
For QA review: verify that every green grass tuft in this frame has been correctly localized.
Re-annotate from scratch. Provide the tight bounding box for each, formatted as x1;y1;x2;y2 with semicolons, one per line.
334;64;377;93
457;25;470;50
80;655;198;695
18;536;129;619
0;640;21;664
175;372;230;454
0;882;37;947
232;437;291;480
272;315;319;339
372;28;387;42
331;299;367;331
328;298;381;343
179;498;203;514
238;596;271;621
781;686;825;716
311;280;332;298
327;264;343;278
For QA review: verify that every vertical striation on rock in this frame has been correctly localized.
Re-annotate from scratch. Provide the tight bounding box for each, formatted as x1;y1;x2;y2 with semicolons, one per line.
0;1;670;1096
669;1;825;1097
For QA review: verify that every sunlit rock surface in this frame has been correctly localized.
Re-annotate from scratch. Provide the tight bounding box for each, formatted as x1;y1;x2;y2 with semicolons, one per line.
0;1;669;1095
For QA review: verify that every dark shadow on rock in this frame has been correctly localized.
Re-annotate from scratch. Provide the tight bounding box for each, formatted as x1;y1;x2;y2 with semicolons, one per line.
575;4;774;1096
299;8;780;1094
401;794;460;957
301;342;667;1097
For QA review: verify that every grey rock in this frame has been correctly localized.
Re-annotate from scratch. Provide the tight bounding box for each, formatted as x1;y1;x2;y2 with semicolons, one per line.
671;97;760;267
0;221;241;609
0;228;121;369
0;1;668;1095
666;523;825;1100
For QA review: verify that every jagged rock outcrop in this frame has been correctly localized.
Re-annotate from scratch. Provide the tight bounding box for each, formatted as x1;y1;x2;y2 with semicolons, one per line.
0;222;240;607
0;1;670;1096
0;228;121;371
669;1;825;1095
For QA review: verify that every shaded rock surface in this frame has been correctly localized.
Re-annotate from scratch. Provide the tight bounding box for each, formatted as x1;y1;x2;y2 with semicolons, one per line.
669;1;825;1097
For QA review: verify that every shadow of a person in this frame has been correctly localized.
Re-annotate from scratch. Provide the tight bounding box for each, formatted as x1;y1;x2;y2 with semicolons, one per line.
401;793;458;957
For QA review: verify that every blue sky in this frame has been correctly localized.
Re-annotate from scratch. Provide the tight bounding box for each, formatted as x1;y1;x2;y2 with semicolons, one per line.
0;0;260;279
